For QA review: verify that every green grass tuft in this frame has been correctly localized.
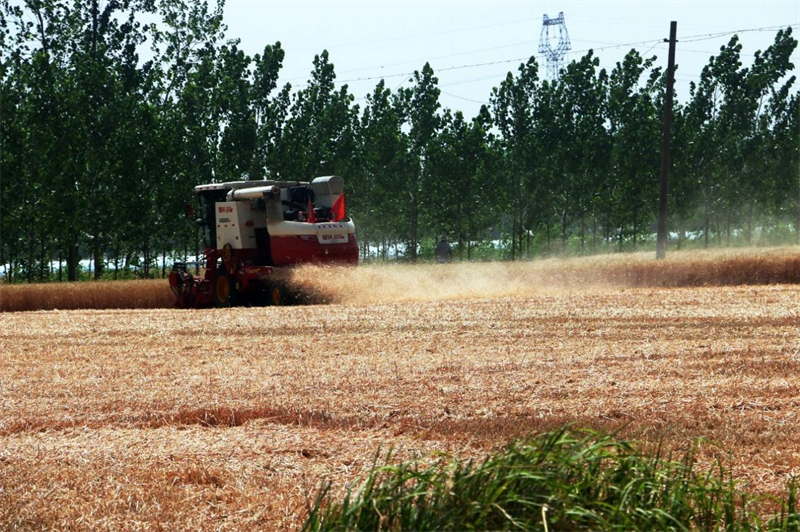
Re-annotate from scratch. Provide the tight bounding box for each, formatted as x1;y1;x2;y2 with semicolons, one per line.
304;428;798;531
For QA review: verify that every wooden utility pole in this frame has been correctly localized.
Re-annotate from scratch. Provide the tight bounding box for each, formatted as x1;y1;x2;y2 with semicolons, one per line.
656;21;677;260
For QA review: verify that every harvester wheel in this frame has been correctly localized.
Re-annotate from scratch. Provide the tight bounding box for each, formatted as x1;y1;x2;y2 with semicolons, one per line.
270;285;284;306
221;243;233;262
214;275;235;307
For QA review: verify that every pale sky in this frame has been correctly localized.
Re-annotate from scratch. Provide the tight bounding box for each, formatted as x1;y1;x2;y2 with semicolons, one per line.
225;0;800;117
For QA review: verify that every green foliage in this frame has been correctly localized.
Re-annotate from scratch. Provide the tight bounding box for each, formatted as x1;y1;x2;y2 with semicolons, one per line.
304;428;799;532
1;1;797;281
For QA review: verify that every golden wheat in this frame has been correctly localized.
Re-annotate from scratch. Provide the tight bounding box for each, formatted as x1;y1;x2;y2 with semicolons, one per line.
0;279;173;312
1;246;798;312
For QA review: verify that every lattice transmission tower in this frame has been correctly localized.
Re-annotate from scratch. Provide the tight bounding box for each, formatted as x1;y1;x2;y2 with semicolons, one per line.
538;12;572;80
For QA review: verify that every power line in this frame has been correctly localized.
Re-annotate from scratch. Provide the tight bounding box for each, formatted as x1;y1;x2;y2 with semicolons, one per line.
287;23;797;91
640;41;662;58
568;14;794;34
440;90;488;105
680;24;799;43
591;42;765;60
333;37;666;85
678;47;759;58
330;24;798;84
342;40;538;76
292;35;657;83
355;74;411;103
292;16;541;53
285;39;540;82
441;72;512;87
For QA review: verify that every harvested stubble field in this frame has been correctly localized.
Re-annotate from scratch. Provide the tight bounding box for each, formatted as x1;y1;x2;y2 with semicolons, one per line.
0;248;799;530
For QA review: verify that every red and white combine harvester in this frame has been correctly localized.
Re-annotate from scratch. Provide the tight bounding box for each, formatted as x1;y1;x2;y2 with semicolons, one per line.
169;176;357;308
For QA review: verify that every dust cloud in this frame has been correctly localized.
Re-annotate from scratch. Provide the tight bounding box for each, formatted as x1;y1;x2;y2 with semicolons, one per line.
285;247;799;305
1;247;794;312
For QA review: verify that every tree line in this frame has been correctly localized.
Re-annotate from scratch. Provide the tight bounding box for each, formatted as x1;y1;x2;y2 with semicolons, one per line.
1;0;797;282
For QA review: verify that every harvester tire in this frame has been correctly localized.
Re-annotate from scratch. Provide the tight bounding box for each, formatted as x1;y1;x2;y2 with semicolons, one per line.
214;275;237;307
270;285;284;306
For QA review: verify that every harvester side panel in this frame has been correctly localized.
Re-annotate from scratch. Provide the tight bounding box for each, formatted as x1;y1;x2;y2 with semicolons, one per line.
215;201;260;250
267;220;356;266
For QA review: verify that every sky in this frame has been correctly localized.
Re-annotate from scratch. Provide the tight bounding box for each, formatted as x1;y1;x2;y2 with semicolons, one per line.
223;0;800;117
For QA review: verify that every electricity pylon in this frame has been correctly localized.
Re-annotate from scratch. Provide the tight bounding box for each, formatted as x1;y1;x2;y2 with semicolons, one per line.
538;12;572;80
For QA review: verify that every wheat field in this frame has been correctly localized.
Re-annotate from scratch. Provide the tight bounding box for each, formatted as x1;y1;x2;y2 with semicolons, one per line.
1;251;798;530
0;279;174;312
1;246;798;312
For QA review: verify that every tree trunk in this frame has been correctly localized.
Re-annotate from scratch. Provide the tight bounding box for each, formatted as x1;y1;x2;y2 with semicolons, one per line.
113;242;120;280
511;216;517;261
797;182;800;245
774;213;780;244
39;236;47;282
67;243;79;281
746;201;754;245
410;192;418;263
580;212;586;255
725;210;731;247
93;234;103;279
143;236;150;278
58;251;63;282
27;225;35;283
526;229;531;258
704;204;710;249
546;220;551;254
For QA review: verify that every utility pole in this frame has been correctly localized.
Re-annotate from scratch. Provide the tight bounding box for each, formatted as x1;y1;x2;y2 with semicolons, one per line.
656;21;677;260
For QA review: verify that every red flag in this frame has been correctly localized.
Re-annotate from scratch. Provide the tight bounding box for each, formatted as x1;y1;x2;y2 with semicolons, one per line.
307;198;316;223
331;193;345;222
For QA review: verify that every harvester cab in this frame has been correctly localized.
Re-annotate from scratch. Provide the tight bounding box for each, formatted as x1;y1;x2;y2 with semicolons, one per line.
169;176;357;308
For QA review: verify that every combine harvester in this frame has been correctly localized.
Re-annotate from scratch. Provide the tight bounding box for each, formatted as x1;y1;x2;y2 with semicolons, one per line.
169;176;357;308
